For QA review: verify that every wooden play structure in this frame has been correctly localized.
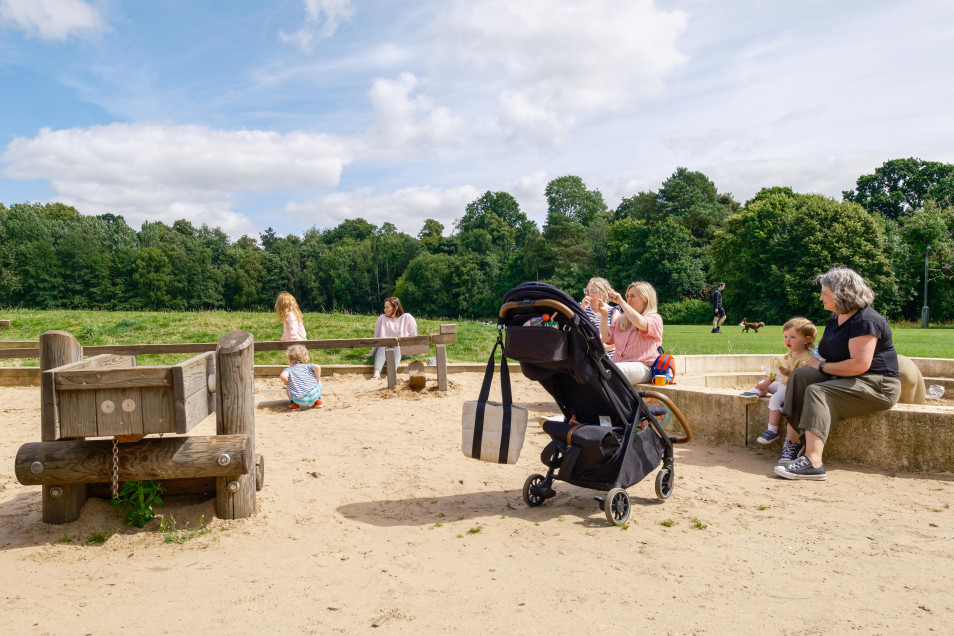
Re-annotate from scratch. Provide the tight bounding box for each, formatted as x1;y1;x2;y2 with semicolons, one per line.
14;330;262;524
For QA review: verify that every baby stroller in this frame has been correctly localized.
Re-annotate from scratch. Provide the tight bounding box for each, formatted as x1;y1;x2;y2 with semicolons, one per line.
499;282;693;526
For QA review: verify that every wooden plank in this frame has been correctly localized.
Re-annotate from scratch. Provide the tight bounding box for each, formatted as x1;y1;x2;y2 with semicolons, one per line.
15;434;251;484
55;366;171;391
176;388;214;434
52;354;134;373
0;340;38;348
172;351;214;400
0;330;457;359
401;343;430;355
436;343;448;392
140;387;176;434
94;388;144;436
58;389;98;438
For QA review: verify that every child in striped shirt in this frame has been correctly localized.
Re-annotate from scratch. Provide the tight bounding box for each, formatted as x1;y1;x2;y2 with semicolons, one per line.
280;345;323;410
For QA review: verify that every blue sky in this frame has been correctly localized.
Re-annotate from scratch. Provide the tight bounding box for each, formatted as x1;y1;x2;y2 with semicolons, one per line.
1;0;952;240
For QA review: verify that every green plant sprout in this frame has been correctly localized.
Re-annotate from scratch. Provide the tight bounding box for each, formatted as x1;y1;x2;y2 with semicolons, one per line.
112;480;165;528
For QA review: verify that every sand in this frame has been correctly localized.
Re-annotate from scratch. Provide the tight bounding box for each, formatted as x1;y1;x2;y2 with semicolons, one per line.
2;371;953;635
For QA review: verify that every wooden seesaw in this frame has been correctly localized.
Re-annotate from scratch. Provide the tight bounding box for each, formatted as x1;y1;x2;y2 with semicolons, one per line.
14;330;263;524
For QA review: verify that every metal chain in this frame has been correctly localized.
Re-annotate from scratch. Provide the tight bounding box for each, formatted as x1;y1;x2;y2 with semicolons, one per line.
111;437;119;500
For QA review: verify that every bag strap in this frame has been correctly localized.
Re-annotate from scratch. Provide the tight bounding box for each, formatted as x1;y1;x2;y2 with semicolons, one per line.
473;329;514;463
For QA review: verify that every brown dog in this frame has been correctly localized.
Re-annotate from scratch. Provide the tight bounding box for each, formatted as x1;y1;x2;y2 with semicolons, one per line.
739;316;766;333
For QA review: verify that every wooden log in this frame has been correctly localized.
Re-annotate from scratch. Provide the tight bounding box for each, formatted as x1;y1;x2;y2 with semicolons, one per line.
39;331;87;524
15;434;251;485
215;331;256;520
436;343;448;392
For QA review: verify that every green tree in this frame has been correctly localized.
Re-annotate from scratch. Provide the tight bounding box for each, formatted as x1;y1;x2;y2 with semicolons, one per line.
844;158;954;220
544;176;607;227
133;247;173;309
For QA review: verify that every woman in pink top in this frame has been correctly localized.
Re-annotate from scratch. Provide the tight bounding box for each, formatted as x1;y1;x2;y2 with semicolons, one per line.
275;292;307;341
597;281;663;385
369;296;417;380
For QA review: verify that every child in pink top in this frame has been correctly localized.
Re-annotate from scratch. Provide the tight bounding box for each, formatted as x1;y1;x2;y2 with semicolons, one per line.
275;292;307;341
598;281;663;385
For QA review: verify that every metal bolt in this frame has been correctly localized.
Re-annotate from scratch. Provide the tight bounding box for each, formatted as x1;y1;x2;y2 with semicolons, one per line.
227;480;240;493
30;461;44;474
217;453;231;466
49;486;63;498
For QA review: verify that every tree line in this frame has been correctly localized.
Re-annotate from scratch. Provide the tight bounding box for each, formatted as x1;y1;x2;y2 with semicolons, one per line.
1;157;952;324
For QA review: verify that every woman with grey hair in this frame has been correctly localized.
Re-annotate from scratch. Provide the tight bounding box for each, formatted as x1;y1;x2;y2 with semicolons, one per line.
774;267;901;481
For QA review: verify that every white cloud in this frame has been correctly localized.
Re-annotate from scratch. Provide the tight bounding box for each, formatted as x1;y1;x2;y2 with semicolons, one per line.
364;72;468;152
1;123;360;237
436;0;688;142
279;0;355;52
0;0;102;40
283;184;481;235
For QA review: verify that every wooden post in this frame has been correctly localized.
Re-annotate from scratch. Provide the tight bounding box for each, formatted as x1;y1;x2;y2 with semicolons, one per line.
436;344;448;391
385;347;397;389
39;330;87;524
215;331;256;520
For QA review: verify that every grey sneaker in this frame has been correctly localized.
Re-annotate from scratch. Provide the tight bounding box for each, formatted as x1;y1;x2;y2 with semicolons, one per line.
774;456;827;480
777;439;804;465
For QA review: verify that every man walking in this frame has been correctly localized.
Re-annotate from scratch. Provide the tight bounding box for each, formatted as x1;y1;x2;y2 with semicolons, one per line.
711;282;726;333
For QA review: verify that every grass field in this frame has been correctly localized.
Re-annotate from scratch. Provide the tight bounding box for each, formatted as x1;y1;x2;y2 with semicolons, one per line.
0;309;951;366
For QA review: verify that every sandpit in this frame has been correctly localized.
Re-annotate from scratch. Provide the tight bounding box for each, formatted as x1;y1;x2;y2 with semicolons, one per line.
2;371;953;634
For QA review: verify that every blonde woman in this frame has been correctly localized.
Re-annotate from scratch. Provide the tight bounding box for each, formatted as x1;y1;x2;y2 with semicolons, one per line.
598;281;663;384
580;277;618;358
275;292;307;341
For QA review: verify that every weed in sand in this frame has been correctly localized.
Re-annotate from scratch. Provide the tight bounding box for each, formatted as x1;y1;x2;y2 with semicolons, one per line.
430;522;443;529
757;505;768;511
660;519;676;527
467;527;481;534
58;535;73;543
691;518;708;530
86;529;113;544
158;514;209;544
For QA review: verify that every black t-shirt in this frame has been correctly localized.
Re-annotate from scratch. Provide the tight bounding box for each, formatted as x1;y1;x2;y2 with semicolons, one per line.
712;289;723;310
818;306;899;379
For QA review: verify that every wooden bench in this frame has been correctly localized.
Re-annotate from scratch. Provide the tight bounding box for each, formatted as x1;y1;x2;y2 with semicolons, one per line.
260;324;457;390
0;324;459;391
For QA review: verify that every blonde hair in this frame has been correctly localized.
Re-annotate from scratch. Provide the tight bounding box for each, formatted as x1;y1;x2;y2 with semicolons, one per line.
585;277;612;301
616;281;658;331
275;292;303;322
782;316;817;346
286;344;309;365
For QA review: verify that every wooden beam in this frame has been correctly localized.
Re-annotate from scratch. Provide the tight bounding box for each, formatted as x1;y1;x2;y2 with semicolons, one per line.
54;366;171;391
15;434;251;485
39;331;87;524
215;331;256;520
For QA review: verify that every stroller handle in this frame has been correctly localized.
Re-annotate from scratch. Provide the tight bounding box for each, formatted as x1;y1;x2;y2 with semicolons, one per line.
642;390;693;444
499;298;576;320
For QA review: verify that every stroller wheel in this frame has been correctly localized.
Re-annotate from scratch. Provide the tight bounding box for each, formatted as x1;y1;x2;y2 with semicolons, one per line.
604;488;630;526
655;467;674;500
522;474;547;507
